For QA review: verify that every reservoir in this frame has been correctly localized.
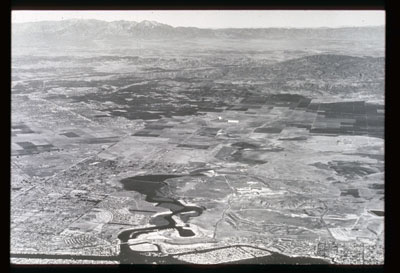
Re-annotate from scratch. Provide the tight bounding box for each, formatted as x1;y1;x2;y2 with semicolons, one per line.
118;174;204;263
117;174;330;265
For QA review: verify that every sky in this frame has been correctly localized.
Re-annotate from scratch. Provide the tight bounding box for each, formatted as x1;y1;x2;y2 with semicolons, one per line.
12;10;385;29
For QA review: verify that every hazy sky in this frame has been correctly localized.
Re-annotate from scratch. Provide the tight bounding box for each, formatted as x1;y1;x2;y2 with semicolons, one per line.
12;10;385;28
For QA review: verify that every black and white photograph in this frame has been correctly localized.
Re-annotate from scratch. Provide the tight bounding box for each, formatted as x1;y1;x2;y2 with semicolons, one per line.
11;10;385;265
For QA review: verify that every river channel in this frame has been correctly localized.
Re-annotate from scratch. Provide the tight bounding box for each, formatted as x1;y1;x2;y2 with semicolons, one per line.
116;174;330;264
117;174;204;263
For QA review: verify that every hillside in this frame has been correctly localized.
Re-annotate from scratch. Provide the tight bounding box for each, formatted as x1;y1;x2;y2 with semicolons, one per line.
269;54;385;97
221;54;384;99
268;54;384;80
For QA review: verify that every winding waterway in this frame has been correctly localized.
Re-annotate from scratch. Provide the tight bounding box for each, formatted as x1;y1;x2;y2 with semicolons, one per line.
116;174;330;264
117;174;204;263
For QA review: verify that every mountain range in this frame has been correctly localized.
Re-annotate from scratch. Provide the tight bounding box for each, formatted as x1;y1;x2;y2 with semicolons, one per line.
12;19;385;45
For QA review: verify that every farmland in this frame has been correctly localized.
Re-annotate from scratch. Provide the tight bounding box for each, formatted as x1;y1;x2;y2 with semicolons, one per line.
11;20;384;264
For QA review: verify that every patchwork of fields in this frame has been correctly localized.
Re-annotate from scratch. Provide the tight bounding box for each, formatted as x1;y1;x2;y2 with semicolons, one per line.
11;23;384;264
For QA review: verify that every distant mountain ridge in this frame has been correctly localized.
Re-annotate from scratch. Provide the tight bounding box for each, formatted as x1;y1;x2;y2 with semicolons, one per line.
12;19;385;45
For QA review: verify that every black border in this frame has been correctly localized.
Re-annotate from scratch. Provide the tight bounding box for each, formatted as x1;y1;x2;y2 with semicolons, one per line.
384;1;397;272
8;0;393;273
11;0;385;10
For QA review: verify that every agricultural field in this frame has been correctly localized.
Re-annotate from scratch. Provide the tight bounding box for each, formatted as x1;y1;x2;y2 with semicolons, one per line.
11;18;384;265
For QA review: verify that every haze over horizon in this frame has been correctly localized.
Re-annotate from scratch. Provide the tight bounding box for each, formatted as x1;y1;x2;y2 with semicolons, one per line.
12;10;385;29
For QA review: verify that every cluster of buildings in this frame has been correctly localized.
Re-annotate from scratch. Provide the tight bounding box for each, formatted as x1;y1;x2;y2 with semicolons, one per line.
316;239;383;264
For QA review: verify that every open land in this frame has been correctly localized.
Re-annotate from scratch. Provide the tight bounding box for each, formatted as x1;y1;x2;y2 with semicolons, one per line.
11;21;384;264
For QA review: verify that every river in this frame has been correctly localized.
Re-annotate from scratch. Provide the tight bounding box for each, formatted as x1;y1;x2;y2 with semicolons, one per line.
117;174;330;265
117;174;204;263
